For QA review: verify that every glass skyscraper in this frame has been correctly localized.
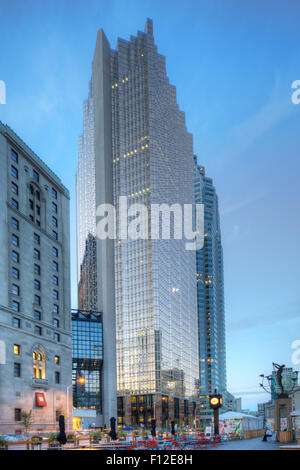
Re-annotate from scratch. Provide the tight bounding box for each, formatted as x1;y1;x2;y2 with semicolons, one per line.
194;156;227;403
72;310;103;411
76;19;199;427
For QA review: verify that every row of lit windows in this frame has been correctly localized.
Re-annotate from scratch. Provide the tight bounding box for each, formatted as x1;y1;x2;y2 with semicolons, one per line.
113;145;149;165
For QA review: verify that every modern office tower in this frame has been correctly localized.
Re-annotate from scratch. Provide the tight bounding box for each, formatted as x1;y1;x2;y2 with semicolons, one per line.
0;122;71;433
76;19;199;428
72;310;103;429
194;156;227;409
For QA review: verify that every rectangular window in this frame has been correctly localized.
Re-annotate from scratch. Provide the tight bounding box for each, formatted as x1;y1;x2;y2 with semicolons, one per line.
14;363;21;377
53;304;59;315
33;169;39;182
34;295;41;306
35;325;42;336
54;333;60;342
11;166;18;179
52;261;58;272
52;247;58;257
55;371;60;384
11;182;18;194
53;290;59;300
11;217;19;230
12;267;19;279
34;279;41;290
33;249;40;260
12;234;19;246
52;188;57;199
29;199;34;210
54;355;60;365
34;310;41;321
54;318;59;328
36;205;40;216
52;231;58;240
13;317;21;329
34;233;40;245
11;199;19;210
14;344;21;355
12;251;19;263
34;264;40;275
12;284;20;296
12;300;20;312
52;202;57;213
11;149;18;162
52;216;57;227
53;275;58;286
14;408;22;421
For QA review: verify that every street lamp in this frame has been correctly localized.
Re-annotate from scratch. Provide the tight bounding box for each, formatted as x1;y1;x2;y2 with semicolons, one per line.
209;391;223;436
66;384;72;433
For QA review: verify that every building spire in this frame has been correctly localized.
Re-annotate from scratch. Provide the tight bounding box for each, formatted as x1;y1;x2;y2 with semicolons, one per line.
144;18;153;36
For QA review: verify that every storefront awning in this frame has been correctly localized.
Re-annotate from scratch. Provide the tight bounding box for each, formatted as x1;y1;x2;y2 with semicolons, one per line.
35;392;47;407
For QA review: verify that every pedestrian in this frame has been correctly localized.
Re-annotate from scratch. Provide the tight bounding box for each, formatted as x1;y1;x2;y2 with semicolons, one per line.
57;415;67;446
262;428;272;442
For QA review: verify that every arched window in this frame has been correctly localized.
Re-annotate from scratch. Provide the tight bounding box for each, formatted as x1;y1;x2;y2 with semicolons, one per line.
32;346;46;379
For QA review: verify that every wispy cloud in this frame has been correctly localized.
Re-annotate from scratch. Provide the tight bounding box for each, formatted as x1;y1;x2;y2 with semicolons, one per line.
228;298;300;331
221;191;265;216
212;71;297;168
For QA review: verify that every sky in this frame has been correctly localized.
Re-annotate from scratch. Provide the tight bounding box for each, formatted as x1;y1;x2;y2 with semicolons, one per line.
1;0;300;410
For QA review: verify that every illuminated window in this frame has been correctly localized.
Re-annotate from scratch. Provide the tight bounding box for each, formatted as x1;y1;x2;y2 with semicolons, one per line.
14;344;20;355
33;347;45;379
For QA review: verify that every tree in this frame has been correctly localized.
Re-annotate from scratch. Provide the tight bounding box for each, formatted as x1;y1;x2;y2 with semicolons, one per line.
21;410;34;436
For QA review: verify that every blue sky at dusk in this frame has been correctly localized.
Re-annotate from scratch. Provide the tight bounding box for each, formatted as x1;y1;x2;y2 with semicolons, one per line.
1;0;300;410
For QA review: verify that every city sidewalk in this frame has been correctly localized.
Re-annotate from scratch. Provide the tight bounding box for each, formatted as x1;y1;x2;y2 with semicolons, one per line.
212;437;282;451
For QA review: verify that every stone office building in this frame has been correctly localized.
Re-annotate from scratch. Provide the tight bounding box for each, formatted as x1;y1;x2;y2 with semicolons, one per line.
0;122;72;433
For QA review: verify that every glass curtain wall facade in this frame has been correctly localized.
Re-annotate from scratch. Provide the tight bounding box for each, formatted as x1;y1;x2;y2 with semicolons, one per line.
77;81;97;312
112;20;199;406
194;156;227;399
77;19;199;426
72;311;103;411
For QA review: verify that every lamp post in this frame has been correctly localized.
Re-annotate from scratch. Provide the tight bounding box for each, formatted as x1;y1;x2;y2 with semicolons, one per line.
66;384;73;434
209;391;223;436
